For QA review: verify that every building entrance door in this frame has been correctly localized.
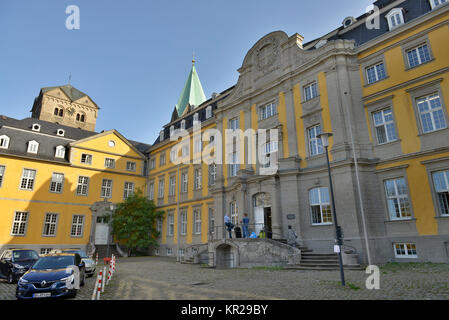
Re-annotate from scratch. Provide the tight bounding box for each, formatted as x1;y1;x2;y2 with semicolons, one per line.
95;217;109;245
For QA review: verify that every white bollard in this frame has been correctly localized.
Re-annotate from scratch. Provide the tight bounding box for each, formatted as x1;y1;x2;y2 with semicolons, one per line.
91;272;100;300
95;253;98;265
101;266;106;293
96;270;102;300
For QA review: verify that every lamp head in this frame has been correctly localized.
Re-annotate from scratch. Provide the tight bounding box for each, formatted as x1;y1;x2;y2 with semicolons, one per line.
317;132;333;147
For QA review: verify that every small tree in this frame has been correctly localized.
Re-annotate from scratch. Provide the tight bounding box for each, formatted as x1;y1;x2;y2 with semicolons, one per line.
111;189;164;256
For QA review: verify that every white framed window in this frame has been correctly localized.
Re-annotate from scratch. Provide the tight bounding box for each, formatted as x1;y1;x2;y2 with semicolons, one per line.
76;176;89;196
417;93;446;133
166;248;173;256
394;243;417;258
81;154;92;165
193;209;202;234
261;141;278;168
386;8;404;30
229;117;239;131
20;169;36;190
181;145;189;158
181;172;188;193
432;170;449;216
70;215;84;237
230;201;238;225
310;187;333;225
158;179;165;199
126;161;136;172
159;153;166;166
0;165;5;187
170;126;175;136
160;130;164;142
124;182;134;199
27;140;39;154
304;82;318;101
366;62;387;84
209;208;215;234
56;129;65;137
229;152;238;177
178;248;185;257
308;125;324;156
0;135;10;149
148;182;155;201
373;108;398;144
259;102;277;120
55;146;66;158
149;158;156;170
430;0;447;10
169;176;176;196
101;179;113;198
194;139;202;154
11;212;28;236
206;105;212;119
180;120;186;130
156;217;162;233
407;44;432;68
167;213;174;236
170;149;177;163
194;168;202;190
42;213;58;236
208;164;216;186
384;178;412;220
50;173;64;193
180;211;187;235
105;158;115;169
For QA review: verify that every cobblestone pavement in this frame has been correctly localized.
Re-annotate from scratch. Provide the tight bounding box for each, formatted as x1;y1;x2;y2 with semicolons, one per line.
2;258;449;300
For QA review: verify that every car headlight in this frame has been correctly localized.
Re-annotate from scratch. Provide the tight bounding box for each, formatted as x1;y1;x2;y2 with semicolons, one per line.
60;274;74;283
18;277;28;285
13;264;25;269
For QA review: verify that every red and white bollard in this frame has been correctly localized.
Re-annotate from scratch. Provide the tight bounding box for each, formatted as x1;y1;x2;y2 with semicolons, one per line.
106;261;112;285
101;266;106;293
91;271;101;300
96;270;103;300
95;253;98;265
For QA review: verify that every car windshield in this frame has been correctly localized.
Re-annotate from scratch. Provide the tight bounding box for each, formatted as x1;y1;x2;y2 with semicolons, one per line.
64;250;88;258
12;250;39;262
32;256;75;270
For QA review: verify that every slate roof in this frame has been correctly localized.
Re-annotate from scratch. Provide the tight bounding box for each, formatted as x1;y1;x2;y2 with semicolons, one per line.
0;116;150;162
41;84;93;105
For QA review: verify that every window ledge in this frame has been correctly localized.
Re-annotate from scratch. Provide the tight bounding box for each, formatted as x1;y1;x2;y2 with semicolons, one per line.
417;127;449;137
301;95;321;105
374;139;401;148
405;58;435;71
364;76;390;88
385;218;416;223
310;223;333;227
434;215;449;219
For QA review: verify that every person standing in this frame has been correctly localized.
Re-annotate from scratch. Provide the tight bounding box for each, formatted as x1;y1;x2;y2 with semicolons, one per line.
224;214;234;238
242;213;250;238
287;225;298;247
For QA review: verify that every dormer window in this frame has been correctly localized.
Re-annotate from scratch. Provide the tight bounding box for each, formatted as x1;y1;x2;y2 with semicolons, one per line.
160;130;164;142
0;135;10;149
32;124;41;132
170;126;175;137
27;140;39;154
430;0;447;9
386;8;404;30
55;146;66;158
206;106;212;119
56;129;65;137
181;120;186;130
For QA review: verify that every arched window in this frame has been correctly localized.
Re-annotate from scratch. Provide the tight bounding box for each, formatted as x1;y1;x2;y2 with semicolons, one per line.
59;108;64;117
27;140;39;154
54;108;59;116
80;114;85;122
309;187;333;225
76;113;80;121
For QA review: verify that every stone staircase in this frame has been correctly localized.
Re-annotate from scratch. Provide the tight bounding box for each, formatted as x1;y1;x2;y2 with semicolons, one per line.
94;245;122;260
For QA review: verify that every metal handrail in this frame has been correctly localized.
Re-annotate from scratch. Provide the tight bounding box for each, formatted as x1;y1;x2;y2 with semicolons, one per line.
208;223;284;240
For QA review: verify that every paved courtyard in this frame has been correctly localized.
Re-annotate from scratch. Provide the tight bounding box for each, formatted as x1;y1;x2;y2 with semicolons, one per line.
2;257;449;300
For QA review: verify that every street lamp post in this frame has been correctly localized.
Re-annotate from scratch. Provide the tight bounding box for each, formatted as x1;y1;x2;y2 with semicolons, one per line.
317;132;346;286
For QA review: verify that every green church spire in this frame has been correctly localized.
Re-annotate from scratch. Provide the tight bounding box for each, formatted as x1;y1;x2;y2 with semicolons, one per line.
175;59;207;117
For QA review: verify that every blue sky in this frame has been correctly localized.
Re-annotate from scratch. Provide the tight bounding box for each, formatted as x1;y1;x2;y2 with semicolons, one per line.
0;0;373;144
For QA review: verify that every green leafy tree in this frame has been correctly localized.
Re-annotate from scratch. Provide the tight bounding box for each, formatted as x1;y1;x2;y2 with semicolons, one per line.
111;189;164;256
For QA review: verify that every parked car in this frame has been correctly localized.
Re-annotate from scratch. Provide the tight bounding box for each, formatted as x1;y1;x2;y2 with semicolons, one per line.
16;253;85;299
50;249;96;277
0;249;39;284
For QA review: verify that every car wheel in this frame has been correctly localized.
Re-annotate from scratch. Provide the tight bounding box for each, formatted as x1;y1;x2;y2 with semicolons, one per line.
7;272;15;284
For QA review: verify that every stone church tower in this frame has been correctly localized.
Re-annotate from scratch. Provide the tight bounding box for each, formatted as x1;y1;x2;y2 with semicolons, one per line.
30;84;99;131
